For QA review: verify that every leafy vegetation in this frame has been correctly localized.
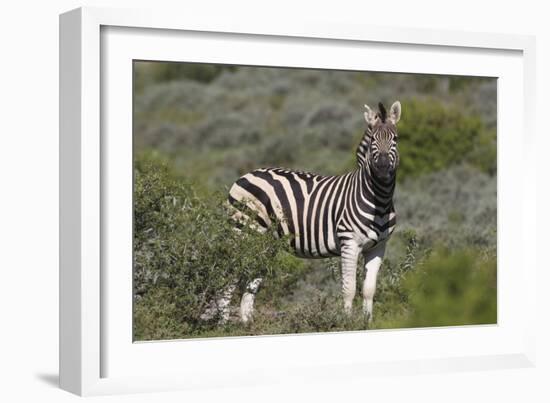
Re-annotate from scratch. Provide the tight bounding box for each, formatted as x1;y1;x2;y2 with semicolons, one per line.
133;63;496;191
134;62;236;93
132;63;497;340
396;99;495;179
134;155;299;339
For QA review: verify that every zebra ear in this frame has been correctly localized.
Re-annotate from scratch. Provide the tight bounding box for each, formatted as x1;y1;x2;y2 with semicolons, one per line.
364;104;377;126
389;101;401;124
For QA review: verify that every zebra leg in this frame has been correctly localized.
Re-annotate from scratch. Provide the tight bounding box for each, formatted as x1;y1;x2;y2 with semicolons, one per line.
200;283;236;323
362;242;386;322
340;240;361;315
218;283;237;323
239;278;263;323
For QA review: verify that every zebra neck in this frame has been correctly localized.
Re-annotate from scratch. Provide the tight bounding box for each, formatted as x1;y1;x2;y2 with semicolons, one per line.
355;130;371;168
356;165;395;212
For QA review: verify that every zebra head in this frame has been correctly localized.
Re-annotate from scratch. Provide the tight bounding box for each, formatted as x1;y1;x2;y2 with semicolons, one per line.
363;101;401;180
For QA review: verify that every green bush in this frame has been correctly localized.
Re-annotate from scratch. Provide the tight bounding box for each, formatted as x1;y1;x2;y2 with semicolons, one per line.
133;154;297;340
373;247;497;329
131;64;497;339
405;248;496;327
396;98;487;180
168;244;497;338
134;65;496;188
134;62;235;92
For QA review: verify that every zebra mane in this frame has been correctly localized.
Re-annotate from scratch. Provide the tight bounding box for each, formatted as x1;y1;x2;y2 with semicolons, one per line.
377;102;387;123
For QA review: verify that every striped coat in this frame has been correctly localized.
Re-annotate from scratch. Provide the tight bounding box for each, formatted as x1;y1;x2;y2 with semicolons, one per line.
228;165;396;258
227;101;402;320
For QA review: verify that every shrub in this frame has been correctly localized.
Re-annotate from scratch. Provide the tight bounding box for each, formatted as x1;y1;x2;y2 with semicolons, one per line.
396;98;486;180
134;65;497;189
406;248;496;326
373;247;497;329
133;154;297;340
135;62;235;90
131;64;498;338
394;165;497;252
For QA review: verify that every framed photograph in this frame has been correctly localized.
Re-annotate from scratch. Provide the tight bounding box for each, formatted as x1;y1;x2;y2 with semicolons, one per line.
60;6;537;396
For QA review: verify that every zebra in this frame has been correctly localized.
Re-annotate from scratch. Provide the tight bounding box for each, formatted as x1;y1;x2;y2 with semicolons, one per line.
224;101;401;323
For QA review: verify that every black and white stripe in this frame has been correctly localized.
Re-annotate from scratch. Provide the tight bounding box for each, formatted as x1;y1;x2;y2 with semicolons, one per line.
226;101;402;320
228;102;399;259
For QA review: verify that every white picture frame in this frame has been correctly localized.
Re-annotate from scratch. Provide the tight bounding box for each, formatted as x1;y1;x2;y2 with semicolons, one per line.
59;6;537;396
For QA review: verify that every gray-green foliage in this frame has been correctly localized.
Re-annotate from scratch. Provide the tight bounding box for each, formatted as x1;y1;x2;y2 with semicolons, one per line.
134;157;497;339
134;64;497;190
396;99;496;179
402;248;496;327
373;247;497;329
134;62;236;93
395;165;497;252
133;154;299;340
132;63;497;340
